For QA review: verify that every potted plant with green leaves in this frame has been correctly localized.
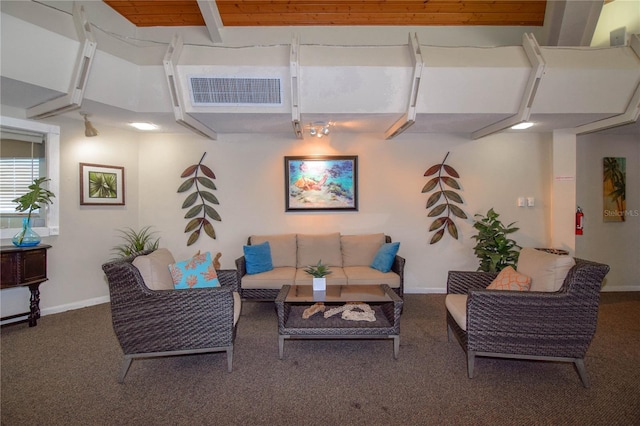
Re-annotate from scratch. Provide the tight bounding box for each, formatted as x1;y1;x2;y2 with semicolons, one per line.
304;260;332;291
12;177;55;247
471;208;520;273
111;226;160;258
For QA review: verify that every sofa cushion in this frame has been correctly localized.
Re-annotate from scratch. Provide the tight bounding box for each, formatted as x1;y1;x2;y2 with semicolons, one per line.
241;267;296;289
169;252;220;289
342;266;401;288
250;234;297;268
243;241;274;275
370;242;400;273
132;248;175;291
297;232;343;268
487;266;531;291
341;233;385;267
295;266;348;285
517;247;575;292
445;294;468;331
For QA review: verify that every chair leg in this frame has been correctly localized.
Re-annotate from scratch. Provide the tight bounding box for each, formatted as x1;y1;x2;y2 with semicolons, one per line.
467;351;475;378
227;348;233;373
574;359;590;388
119;356;133;383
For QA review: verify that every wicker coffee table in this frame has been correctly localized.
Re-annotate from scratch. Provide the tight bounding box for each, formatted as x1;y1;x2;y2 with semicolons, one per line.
275;284;403;359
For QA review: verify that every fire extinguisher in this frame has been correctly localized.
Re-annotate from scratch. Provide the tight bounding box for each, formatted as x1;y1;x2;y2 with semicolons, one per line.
576;207;584;235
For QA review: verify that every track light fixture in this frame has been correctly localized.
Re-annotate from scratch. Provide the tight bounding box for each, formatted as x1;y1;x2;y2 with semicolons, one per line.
308;121;331;138
82;113;99;137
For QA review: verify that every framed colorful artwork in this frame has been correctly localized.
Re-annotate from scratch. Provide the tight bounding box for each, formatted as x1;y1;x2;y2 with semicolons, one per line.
603;157;626;222
285;155;358;212
80;163;125;205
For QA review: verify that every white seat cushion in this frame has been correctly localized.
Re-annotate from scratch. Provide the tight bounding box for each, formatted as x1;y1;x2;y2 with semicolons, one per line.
240;266;296;289
233;291;241;326
445;294;468;331
342;266;401;288
517;248;575;292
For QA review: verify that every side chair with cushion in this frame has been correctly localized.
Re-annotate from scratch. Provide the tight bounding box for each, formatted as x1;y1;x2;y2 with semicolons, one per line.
102;249;241;383
445;248;610;387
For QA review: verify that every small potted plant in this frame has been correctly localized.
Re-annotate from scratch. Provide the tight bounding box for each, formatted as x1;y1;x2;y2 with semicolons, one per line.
12;177;55;247
471;208;520;273
304;260;332;291
111;226;160;258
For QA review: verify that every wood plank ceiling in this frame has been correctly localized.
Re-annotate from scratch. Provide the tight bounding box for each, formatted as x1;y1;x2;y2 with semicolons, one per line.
103;0;547;28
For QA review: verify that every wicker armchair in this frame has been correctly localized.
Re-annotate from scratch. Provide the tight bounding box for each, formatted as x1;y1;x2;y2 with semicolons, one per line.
446;258;610;387
102;251;240;383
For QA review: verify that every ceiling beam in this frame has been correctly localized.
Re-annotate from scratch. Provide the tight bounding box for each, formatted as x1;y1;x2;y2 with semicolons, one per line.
471;33;546;140
163;34;218;140
197;0;223;43
27;4;96;119
385;33;423;139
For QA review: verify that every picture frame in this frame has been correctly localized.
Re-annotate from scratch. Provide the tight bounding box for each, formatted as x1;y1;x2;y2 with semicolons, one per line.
285;155;358;212
79;163;125;205
603;157;626;222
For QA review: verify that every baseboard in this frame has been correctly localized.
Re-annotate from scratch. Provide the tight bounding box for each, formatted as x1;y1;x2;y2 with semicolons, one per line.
1;296;110;326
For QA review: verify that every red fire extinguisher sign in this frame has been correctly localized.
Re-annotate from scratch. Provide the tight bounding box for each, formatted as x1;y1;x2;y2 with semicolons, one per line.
576;207;584;235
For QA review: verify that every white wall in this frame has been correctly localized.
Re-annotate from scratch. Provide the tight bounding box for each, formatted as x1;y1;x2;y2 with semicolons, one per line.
591;0;640;47
576;133;640;291
3;116;637;321
1;115;140;318
137;130;553;293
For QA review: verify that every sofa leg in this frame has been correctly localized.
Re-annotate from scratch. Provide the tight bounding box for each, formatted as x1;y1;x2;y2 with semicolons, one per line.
467;351;475;379
574;359;590;388
119;356;133;383
227;348;233;373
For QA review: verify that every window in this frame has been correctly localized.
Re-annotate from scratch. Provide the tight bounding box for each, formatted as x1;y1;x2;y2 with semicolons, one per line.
0;116;60;239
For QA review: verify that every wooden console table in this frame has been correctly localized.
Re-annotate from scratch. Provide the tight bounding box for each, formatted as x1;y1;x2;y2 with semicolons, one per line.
1;244;51;327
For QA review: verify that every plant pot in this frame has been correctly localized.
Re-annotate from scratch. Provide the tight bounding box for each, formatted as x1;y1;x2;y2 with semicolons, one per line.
313;277;327;291
12;217;41;247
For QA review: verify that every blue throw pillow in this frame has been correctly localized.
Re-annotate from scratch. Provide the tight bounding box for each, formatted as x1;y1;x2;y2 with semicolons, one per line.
243;241;274;275
169;252;220;289
370;242;400;273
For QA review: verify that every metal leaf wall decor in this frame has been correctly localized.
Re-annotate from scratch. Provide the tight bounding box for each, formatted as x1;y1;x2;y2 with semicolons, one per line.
177;152;221;246
422;152;468;244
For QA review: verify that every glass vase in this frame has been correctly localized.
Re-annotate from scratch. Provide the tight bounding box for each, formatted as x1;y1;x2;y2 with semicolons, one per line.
12;217;41;247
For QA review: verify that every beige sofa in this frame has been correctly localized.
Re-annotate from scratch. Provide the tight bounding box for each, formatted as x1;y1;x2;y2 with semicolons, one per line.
234;233;405;300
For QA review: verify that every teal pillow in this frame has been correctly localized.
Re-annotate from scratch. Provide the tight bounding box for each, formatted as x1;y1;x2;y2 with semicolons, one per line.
243;241;274;275
169;252;220;289
370;242;400;273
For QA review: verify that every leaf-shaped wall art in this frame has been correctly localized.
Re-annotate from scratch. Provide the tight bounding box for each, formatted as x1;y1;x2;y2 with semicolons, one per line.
177;152;221;246
422;152;468;244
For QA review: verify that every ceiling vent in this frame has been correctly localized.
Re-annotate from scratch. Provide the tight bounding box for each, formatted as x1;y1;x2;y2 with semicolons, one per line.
188;76;283;106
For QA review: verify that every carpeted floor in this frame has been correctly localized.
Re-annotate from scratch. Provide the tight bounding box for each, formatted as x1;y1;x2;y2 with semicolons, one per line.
2;293;639;425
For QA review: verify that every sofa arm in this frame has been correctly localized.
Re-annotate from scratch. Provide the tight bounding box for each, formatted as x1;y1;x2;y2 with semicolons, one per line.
447;270;497;294
217;269;239;292
235;256;247;277
391;255;405;295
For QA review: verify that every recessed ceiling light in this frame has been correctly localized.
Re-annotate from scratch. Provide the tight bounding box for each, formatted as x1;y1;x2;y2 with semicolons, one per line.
129;122;158;131
511;122;534;130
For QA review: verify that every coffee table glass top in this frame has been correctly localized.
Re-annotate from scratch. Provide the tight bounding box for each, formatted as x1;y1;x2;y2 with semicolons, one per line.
284;285;392;303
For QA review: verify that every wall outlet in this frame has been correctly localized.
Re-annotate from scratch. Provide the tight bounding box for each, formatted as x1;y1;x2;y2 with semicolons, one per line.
517;197;525;207
610;27;627;47
527;197;535;207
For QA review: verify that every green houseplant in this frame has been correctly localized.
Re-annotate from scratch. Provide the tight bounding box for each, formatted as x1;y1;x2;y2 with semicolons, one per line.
471;208;520;273
305;260;332;291
12;177;55;247
111;226;160;258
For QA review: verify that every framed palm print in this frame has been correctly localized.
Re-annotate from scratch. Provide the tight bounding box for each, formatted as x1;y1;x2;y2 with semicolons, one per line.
285;155;358;211
80;163;125;205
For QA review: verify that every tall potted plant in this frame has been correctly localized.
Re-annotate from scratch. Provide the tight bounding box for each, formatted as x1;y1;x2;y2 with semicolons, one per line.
304;260;332;291
12;177;55;247
471;208;520;273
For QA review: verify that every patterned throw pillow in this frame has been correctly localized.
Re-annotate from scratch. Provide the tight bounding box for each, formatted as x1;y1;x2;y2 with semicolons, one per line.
169;252;220;289
487;266;531;291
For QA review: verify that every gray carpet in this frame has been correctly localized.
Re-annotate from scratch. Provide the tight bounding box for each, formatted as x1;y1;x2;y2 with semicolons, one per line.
2;293;640;425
